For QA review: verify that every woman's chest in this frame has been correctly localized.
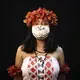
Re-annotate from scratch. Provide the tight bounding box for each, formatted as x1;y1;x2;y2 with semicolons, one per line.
22;52;59;61
21;56;60;80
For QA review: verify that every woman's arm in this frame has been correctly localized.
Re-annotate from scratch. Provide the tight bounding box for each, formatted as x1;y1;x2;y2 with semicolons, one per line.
14;76;22;80
57;73;65;80
14;46;23;80
57;46;66;80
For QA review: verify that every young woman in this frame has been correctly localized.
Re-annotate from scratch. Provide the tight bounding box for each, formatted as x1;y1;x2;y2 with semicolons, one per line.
7;7;70;80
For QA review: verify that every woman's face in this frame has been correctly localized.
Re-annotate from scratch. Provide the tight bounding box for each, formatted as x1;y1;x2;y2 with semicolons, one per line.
32;19;50;40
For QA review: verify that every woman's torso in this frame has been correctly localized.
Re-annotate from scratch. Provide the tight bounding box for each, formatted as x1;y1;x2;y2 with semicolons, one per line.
21;48;60;80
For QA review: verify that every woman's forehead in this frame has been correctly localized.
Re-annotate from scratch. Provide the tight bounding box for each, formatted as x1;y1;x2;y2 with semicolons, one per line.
35;19;49;25
32;25;50;28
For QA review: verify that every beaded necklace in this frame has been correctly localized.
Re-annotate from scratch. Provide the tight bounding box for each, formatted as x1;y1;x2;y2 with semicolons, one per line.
35;50;48;66
35;50;48;79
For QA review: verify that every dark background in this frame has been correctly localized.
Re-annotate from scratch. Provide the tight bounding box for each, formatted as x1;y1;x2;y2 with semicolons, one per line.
3;0;80;80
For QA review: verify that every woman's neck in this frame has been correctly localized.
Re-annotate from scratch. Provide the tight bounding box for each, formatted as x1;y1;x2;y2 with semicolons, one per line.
36;39;45;52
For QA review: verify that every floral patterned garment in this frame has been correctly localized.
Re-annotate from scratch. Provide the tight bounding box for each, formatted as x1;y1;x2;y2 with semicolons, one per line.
21;55;60;80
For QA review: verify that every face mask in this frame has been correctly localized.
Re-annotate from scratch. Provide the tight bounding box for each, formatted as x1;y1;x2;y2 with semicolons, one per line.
32;25;50;40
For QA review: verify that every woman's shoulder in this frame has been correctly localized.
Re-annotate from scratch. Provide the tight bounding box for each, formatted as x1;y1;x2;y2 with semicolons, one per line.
55;45;64;59
56;45;64;54
18;44;23;49
16;45;25;56
17;45;31;59
17;45;24;52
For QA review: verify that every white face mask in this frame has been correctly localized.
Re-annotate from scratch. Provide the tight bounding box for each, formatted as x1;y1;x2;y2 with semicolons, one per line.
32;25;50;40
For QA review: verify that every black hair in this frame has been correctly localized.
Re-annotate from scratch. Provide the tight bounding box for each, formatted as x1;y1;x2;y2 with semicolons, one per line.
20;25;58;53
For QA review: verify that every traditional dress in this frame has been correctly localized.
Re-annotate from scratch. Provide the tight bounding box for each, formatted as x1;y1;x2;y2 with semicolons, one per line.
21;55;60;80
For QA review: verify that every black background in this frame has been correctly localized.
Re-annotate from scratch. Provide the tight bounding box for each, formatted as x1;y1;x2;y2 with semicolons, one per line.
3;0;80;80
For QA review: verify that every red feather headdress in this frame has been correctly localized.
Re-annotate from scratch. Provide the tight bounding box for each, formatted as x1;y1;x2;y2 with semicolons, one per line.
23;7;58;27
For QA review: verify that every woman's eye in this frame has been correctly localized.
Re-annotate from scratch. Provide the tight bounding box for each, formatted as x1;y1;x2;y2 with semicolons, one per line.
43;28;45;29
